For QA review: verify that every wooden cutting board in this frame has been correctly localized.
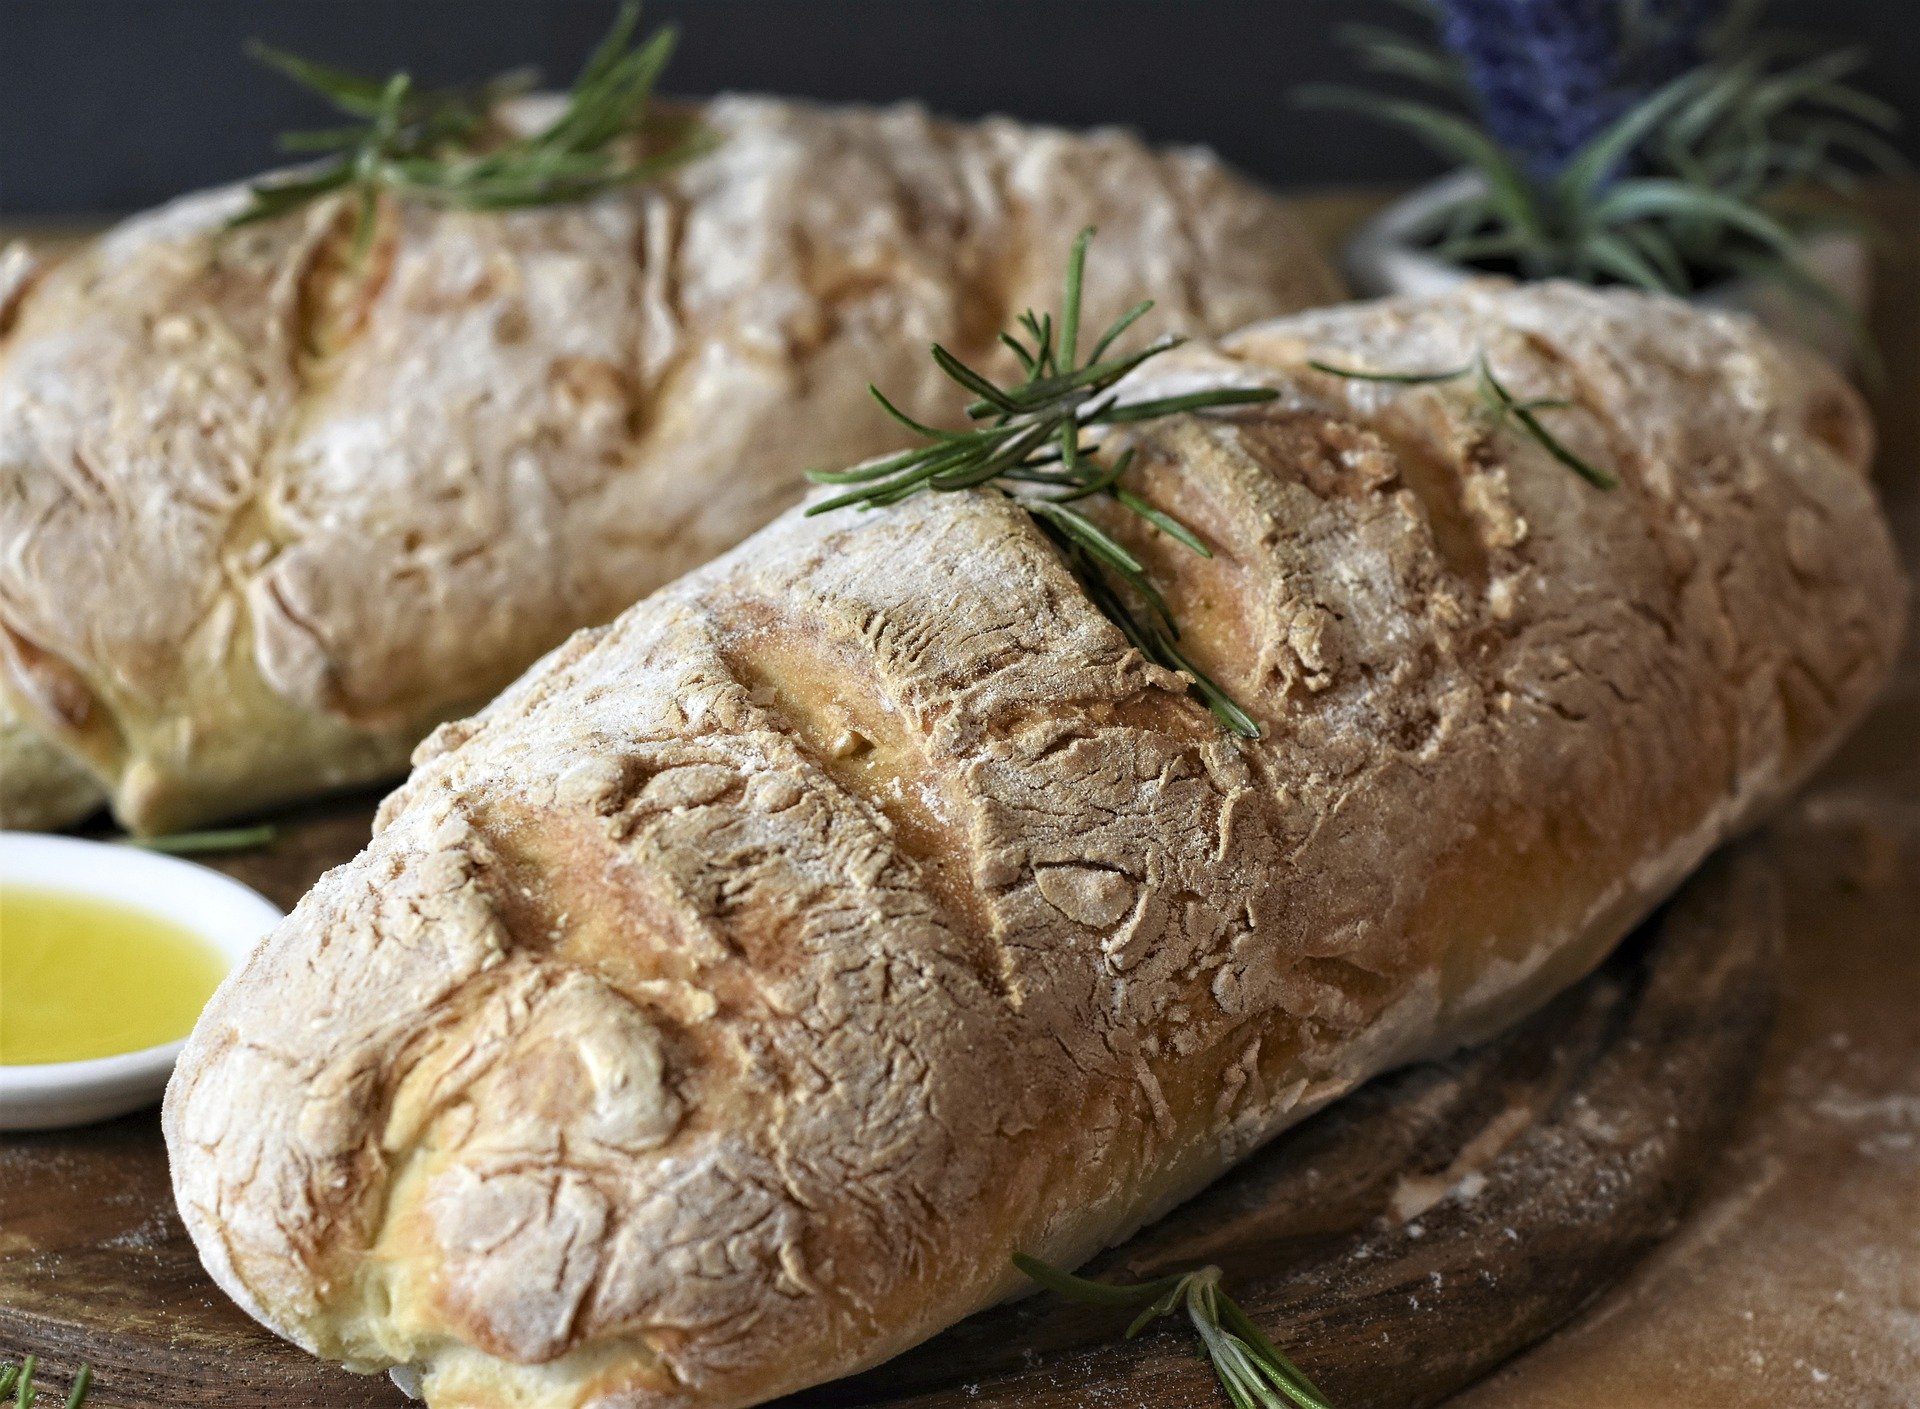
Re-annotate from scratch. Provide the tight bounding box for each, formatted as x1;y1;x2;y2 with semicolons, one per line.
5;185;1916;1408
0;820;1777;1409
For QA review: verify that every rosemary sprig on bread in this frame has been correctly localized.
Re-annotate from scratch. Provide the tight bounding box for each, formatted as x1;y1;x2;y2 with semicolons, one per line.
234;2;709;250
1308;356;1619;489
806;228;1276;738
1015;1255;1337;1409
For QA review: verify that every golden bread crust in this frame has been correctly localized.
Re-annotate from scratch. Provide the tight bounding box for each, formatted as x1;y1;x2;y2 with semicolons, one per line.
165;284;1903;1408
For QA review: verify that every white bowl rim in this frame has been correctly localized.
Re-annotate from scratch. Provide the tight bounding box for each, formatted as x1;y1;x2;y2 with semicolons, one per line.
0;831;283;1094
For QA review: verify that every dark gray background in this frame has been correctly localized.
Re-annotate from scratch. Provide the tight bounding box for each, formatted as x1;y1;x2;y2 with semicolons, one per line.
2;0;1914;215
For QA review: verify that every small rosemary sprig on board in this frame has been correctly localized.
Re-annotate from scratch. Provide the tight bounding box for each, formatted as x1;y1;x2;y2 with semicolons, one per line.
127;825;278;856
805;228;1275;738
233;2;709;252
1014;1254;1336;1409
0;1358;92;1409
1307;355;1619;490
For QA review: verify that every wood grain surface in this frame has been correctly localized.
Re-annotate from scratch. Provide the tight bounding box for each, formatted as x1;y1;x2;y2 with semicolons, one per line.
1418;183;1920;1409
3;186;1916;1409
0;818;1777;1409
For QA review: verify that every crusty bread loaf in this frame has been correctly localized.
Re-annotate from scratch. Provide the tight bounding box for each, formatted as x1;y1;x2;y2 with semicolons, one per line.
164;284;1904;1409
0;688;101;828
0;94;1339;834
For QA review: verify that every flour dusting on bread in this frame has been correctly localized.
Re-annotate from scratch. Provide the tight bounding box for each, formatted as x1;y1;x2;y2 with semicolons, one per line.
0;96;1340;833
165;285;1903;1409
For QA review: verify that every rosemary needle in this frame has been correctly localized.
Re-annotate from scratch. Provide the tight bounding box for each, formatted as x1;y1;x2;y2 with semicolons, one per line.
1307;355;1619;490
128;825;278;856
805;227;1275;738
0;1359;93;1409
232;2;711;247
1014;1254;1337;1409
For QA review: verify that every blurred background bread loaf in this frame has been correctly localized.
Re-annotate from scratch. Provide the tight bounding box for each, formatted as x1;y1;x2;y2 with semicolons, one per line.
0;96;1339;834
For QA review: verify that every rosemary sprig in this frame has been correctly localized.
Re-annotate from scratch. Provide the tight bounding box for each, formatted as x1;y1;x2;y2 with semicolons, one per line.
1307;355;1619;490
127;825;278;856
0;1358;92;1409
1014;1254;1336;1409
233;2;710;252
804;228;1275;738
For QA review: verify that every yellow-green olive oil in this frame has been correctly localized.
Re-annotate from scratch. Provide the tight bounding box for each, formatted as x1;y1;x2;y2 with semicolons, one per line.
0;884;228;1064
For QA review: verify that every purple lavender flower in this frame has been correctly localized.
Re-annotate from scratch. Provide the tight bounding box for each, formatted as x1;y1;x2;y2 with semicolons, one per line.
1619;0;1729;86
1434;0;1728;179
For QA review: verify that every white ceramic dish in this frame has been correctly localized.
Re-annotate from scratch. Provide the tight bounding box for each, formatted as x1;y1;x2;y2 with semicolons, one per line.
0;831;283;1131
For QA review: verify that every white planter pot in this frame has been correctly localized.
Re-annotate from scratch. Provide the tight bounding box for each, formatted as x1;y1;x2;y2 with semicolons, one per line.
1344;170;1872;367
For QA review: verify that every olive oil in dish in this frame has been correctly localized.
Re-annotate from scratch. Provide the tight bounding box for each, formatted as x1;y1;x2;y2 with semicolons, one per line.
0;884;229;1065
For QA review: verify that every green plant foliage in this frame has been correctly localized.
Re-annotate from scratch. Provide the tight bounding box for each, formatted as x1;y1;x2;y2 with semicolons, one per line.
1297;1;1902;334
